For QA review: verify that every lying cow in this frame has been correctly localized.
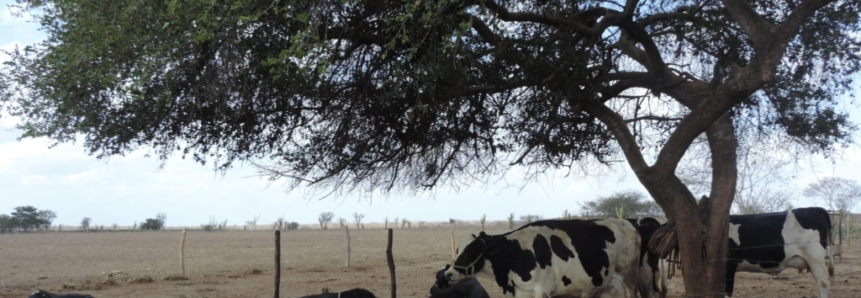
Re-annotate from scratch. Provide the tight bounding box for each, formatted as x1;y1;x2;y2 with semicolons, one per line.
298;288;377;298
724;207;834;298
429;265;490;298
627;218;667;298
443;219;640;298
28;290;94;298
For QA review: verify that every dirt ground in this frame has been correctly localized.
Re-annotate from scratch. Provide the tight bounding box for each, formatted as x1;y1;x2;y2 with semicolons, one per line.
1;228;859;298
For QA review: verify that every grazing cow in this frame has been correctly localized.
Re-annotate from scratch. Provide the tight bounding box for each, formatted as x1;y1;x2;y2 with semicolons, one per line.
443;219;640;298
27;290;94;298
724;207;834;298
627;218;667;298
429;265;491;298
298;288;377;298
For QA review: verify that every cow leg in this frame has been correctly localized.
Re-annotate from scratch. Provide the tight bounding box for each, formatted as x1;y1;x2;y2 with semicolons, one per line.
806;256;831;298
725;260;738;298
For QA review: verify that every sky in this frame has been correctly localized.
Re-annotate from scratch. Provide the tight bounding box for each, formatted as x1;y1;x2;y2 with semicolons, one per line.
0;1;860;228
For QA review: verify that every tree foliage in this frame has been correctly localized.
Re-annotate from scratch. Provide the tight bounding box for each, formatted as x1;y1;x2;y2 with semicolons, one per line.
140;218;164;230
353;212;365;228
804;177;861;214
581;190;664;218
1;0;859;296
678;121;796;214
80;217;91;230
1;206;56;232
318;212;334;229
3;0;856;192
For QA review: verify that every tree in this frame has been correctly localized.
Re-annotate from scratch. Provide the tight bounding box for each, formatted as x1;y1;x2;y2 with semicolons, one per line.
337;217;347;229
246;215;261;230
140;218;164;230
80;217;91;231
156;212;167;230
480;214;486;231
9;206;55;232
2;1;859;296
581;191;664;218
353;213;365;229
318;212;334;230
519;215;543;223
36;210;57;230
0;214;12;233
678;121;796;215
805;177;861;215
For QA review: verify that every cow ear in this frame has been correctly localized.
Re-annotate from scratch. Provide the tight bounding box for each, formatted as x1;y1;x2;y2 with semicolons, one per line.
471;233;477;239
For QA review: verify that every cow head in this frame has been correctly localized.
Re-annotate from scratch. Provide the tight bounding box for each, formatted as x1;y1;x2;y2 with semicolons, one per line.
444;232;489;282
429;264;451;294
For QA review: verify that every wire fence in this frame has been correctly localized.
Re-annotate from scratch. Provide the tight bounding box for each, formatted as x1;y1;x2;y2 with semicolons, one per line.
655;240;859;297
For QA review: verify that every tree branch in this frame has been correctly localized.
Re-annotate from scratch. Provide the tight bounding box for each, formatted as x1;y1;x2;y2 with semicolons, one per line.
480;0;619;37
624;116;683;123
581;102;650;176
719;0;775;43
772;0;833;49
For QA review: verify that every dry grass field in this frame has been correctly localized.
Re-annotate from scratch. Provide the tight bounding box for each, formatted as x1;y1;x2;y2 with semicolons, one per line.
1;228;860;298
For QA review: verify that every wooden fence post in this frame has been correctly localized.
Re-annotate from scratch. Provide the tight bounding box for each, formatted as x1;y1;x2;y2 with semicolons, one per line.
386;228;396;298
275;230;281;298
450;224;456;260
180;228;187;277
345;226;351;267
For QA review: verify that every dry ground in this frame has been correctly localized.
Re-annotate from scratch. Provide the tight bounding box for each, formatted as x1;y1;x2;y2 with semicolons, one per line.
1;229;859;298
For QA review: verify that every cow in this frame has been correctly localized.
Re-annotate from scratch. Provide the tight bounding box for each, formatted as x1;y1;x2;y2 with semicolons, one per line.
443;219;640;298
298;288;377;298
724;207;834;298
27;290;94;298
627;218;667;298
430;264;491;298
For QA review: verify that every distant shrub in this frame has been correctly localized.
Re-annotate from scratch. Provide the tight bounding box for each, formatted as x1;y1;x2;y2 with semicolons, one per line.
140;218;163;231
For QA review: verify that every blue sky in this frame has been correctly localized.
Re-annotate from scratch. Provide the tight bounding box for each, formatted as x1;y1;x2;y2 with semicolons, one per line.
0;1;859;228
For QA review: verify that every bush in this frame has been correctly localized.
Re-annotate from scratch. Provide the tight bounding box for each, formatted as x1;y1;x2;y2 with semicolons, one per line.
580;190;664;218
140;218;164;231
287;222;299;230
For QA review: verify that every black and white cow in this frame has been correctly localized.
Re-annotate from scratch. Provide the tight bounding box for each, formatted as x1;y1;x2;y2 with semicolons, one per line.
627;218;667;298
430;265;491;298
443;219;640;298
27;290;94;298
725;207;834;298
298;288;377;298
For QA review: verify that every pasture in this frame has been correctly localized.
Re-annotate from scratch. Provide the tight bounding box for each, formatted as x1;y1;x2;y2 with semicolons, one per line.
1;228;859;298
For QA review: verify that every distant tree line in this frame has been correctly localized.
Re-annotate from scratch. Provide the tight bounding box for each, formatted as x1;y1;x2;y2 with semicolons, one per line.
0;206;56;233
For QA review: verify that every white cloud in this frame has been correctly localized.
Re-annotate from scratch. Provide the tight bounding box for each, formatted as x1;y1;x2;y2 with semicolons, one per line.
60;168;106;185
20;174;50;185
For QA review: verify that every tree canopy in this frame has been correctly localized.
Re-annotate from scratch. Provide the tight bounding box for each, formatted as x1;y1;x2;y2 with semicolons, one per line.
2;0;856;191
2;0;859;296
0;206;56;232
804;176;861;214
581;190;664;218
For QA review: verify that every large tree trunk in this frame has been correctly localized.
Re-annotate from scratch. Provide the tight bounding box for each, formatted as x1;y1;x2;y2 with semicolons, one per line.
637;114;737;298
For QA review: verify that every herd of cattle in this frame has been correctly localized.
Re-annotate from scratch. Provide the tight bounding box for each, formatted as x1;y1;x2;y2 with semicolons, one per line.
29;207;835;298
